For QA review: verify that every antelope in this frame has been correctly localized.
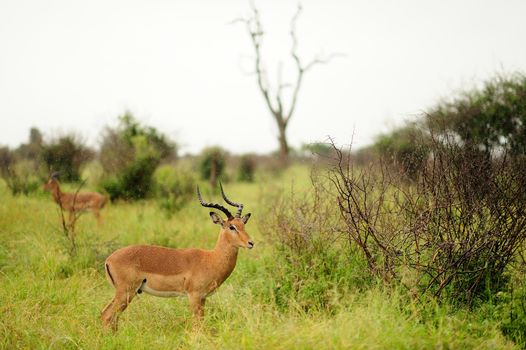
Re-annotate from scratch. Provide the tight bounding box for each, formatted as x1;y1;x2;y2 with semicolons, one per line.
100;184;254;331
43;172;108;224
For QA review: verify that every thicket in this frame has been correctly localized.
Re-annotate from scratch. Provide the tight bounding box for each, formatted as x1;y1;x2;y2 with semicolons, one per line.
0;128;92;194
154;165;196;215
237;154;256;182
426;73;526;156
41;135;93;182
264;73;526;316
100;112;176;200
199;146;227;186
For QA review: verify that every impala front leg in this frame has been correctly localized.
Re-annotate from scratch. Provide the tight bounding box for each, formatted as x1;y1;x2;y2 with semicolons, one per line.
188;293;205;329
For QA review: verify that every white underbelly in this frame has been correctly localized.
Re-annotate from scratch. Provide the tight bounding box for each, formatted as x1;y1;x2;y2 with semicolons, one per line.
141;283;186;298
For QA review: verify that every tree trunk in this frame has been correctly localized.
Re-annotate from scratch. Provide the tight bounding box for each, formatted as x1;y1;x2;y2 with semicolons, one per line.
277;121;289;165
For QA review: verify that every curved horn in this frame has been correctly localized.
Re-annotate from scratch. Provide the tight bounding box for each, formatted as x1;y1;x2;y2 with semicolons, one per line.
196;186;233;219
50;171;61;179
219;182;243;218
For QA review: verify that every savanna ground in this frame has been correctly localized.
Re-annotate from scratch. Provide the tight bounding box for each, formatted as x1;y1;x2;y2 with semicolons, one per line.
0;165;521;349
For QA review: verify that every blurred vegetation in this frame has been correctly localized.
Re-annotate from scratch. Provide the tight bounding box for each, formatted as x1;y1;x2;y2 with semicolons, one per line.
99;112;176;200
0;165;521;349
41;135;94;182
154;165;196;216
237;154;256;182
426;73;526;156
1;72;526;348
373;124;429;179
199;146;227;186
368;73;526;174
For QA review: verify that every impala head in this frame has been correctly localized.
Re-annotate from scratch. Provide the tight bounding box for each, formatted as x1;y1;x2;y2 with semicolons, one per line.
43;171;60;191
197;183;254;249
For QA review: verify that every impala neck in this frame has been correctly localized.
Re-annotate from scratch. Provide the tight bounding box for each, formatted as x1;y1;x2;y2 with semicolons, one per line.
211;230;239;275
50;183;63;204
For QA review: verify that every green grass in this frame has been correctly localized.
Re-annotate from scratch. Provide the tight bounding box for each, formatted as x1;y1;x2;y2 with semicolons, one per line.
0;165;518;349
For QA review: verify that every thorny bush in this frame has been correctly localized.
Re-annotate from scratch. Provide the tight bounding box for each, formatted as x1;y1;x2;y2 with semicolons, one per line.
328;135;526;304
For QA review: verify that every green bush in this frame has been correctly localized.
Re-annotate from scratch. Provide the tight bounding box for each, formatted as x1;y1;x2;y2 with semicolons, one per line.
426;73;526;156
374;125;429;179
99;112;177;200
237;154;256;182
199;146;227;181
101;156;159;200
41;135;93;182
0;157;41;196
154;165;196;215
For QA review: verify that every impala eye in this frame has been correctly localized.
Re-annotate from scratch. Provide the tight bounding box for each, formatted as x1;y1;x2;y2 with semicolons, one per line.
229;225;236;231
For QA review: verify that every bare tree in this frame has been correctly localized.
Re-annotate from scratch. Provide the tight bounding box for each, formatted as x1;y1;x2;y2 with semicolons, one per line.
235;4;340;164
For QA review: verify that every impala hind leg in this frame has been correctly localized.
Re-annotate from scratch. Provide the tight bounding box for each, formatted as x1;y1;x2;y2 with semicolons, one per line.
93;209;103;225
101;288;136;332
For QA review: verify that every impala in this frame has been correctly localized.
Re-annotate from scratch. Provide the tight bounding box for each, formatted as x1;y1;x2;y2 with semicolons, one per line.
43;172;108;224
101;184;253;331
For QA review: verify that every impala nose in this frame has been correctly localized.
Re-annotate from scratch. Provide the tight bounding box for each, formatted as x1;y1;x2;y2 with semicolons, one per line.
247;241;254;249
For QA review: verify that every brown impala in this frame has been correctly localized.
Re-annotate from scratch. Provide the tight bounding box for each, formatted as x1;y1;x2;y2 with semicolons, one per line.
101;184;253;331
43;172;108;224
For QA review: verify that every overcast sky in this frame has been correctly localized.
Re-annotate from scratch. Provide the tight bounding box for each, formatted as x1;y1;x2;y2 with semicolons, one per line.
1;0;525;155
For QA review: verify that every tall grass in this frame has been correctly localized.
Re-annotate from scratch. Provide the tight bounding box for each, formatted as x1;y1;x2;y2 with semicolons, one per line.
0;167;520;349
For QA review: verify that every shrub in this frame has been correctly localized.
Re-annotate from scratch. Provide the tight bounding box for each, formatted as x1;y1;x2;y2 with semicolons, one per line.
237;154;256;182
328;135;526;304
199;147;227;186
374;124;429;179
0;148;41;196
426;73;526;156
41;135;93;182
99;112;177;200
154;165;196;215
101;156;159;201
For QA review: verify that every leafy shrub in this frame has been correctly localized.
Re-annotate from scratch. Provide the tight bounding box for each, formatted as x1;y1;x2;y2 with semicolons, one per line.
426;73;526;156
199;147;227;185
99;112;176;200
237;154;256;182
41;135;93;182
374;124;429;179
0;148;41;196
154;165;196;215
101;156;159;200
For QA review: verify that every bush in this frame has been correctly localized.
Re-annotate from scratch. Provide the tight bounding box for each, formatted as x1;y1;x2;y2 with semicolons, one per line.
426;73;526;156
154;165;196;215
0;159;41;196
328;135;526;304
237;154;256;182
41;135;93;182
101;156;159;201
199;147;227;185
374;124;429;179
99;112;177;200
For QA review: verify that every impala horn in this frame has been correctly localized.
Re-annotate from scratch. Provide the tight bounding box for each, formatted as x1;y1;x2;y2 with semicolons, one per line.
197;186;233;219
219;182;243;218
50;171;61;180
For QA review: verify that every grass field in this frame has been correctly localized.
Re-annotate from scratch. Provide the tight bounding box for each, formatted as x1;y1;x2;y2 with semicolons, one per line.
0;165;519;349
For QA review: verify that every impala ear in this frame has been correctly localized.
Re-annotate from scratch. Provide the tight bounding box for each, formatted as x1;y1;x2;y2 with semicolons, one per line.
241;213;251;224
209;212;224;226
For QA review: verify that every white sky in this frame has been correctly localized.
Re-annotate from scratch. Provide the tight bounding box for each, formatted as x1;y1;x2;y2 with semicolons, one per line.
1;0;525;155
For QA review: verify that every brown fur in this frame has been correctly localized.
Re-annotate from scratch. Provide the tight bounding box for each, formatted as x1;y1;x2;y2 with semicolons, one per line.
43;178;108;224
101;214;253;331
